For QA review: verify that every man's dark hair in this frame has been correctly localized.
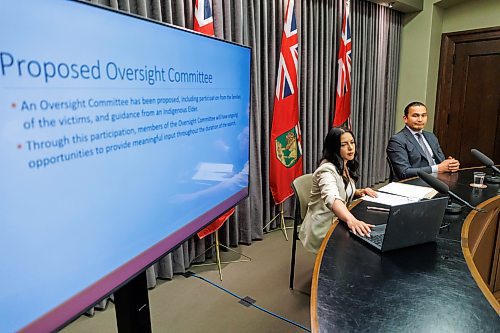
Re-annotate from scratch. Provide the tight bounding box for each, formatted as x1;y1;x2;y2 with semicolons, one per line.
404;101;427;117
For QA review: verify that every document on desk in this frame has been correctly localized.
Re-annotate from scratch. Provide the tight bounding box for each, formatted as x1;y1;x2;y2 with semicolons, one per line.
378;182;437;199
362;191;418;206
362;182;437;206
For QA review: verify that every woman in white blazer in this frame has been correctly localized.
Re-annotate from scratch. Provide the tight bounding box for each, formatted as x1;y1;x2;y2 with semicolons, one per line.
299;127;377;254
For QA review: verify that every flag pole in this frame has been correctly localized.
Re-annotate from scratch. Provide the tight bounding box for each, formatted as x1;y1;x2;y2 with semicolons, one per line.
191;229;252;281
263;202;292;241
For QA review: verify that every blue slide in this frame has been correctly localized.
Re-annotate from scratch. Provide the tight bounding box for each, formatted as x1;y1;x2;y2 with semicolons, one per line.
0;1;251;331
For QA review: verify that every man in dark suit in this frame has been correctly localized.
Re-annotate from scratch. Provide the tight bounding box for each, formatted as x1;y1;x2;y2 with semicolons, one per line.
386;101;460;181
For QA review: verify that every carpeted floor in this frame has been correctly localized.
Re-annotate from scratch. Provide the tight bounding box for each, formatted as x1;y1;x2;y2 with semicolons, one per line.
61;221;316;333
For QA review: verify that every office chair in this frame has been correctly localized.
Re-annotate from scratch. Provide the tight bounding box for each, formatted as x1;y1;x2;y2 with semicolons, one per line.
289;173;313;290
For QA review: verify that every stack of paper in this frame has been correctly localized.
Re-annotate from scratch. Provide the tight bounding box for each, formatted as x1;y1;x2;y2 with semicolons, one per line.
378;182;437;199
362;182;437;206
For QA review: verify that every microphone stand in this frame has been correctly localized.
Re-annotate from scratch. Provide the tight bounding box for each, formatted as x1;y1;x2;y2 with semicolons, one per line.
470;149;500;184
416;169;487;214
484;169;500;184
445;196;463;214
448;191;486;213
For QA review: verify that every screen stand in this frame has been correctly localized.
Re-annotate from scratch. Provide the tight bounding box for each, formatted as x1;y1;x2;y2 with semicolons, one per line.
114;271;152;333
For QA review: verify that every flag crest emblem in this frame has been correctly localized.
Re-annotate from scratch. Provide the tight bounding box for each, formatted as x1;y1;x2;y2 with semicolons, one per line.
275;126;302;168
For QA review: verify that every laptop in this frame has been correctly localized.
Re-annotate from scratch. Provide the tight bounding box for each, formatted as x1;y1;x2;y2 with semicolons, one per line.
351;197;448;252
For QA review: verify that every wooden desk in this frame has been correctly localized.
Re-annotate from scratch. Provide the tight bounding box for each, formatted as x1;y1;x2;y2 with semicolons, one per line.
311;168;500;332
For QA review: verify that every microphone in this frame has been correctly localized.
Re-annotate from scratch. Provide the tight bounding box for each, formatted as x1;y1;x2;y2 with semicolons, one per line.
416;170;461;213
417;170;485;213
471;149;500;184
417;170;449;194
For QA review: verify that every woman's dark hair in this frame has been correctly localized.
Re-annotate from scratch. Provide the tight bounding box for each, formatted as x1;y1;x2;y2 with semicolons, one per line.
321;127;359;185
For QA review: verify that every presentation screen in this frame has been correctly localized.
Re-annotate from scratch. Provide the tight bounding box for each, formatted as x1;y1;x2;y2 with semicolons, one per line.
0;1;251;331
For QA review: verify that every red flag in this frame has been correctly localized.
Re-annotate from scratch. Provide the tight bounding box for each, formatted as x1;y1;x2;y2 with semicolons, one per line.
194;0;214;36
270;0;303;205
333;0;352;127
197;208;235;239
193;0;231;238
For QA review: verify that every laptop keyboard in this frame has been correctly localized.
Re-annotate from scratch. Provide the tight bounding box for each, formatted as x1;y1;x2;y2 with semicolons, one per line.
353;225;386;248
368;234;384;247
361;233;384;248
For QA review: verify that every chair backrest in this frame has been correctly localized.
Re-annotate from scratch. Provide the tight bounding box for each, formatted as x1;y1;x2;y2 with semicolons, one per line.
386;156;397;182
291;174;313;221
289;173;313;290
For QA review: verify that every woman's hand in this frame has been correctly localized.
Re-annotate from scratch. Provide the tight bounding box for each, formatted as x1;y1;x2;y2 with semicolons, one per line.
331;199;374;237
357;188;378;198
346;218;374;237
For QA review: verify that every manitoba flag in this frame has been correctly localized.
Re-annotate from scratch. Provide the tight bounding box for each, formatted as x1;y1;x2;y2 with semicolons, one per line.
270;0;303;205
193;0;235;238
333;0;352;127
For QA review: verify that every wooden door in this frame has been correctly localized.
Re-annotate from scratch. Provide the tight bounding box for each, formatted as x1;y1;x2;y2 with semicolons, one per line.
435;27;500;168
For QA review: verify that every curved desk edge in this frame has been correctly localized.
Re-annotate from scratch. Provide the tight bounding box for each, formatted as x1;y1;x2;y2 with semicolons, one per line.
461;195;500;315
310;219;339;333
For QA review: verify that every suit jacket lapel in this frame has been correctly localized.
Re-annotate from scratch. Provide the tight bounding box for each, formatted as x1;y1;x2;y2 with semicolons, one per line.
330;163;348;202
422;131;442;163
403;127;428;160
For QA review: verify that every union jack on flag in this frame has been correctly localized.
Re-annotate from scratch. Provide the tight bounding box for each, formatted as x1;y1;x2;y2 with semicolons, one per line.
333;0;352;127
275;1;298;101
270;0;303;205
194;0;214;36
